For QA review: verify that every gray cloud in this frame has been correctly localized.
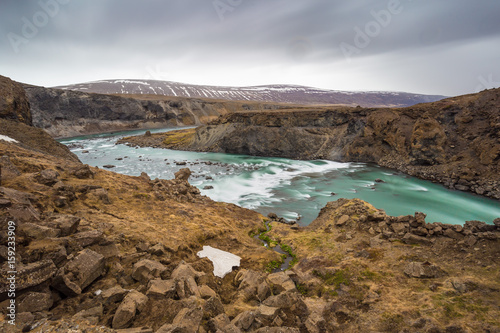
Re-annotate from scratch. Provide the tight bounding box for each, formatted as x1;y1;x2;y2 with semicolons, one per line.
1;0;499;95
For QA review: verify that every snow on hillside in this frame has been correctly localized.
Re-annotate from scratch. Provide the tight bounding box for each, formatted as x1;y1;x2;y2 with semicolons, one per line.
53;80;446;107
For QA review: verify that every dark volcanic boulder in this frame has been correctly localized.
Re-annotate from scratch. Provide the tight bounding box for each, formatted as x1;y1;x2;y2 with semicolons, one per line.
404;261;446;278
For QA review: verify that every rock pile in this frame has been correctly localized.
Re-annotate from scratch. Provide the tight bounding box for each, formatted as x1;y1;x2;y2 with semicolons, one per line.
312;198;500;246
150;168;204;203
0;190;115;331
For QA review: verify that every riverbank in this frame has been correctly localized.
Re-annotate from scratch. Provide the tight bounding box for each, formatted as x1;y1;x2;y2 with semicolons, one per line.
113;128;500;226
1;122;499;331
120;88;500;202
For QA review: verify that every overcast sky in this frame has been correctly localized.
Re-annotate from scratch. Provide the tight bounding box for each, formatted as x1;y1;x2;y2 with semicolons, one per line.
1;0;499;96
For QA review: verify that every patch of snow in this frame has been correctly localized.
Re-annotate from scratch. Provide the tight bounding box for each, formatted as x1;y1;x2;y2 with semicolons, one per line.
113;79;150;86
0;135;18;143
197;246;241;278
87;80;111;84
180;87;191;97
168;87;177;96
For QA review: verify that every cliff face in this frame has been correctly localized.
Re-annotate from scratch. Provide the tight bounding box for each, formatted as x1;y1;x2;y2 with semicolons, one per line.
155;89;500;199
1;75;77;162
187;108;364;160
24;85;229;137
0;75;31;125
24;85;305;138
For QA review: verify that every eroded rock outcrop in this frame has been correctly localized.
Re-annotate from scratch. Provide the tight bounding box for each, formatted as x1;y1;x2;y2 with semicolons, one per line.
23;83;303;138
0;75;31;125
24;84;232;137
152;88;500;199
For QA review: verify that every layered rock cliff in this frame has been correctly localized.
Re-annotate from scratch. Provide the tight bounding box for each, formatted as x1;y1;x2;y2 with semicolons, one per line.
23;84;304;138
142;88;500;200
23;85;224;138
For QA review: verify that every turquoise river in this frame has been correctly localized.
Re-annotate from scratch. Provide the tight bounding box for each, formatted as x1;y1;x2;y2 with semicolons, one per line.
60;128;500;226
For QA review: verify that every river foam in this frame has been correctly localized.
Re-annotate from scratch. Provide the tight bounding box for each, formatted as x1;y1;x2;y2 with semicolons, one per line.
60;128;500;226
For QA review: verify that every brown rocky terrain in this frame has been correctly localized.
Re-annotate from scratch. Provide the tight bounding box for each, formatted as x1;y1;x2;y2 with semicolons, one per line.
1;76;499;332
126;88;500;200
1;131;499;332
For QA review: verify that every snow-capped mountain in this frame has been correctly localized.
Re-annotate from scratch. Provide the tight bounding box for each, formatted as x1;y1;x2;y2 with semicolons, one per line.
53;79;446;107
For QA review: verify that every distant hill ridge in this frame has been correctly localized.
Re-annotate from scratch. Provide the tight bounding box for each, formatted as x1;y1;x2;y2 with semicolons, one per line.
53;79;446;107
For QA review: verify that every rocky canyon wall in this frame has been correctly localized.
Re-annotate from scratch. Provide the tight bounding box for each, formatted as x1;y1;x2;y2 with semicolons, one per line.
159;89;500;200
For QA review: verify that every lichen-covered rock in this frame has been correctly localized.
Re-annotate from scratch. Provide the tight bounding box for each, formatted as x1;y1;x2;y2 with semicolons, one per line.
235;269;268;302
35;169;60;186
256;304;280;324
208;313;241;333
0;260;56;294
231;310;256;331
199;285;217;299
71;230;104;248
0;156;21;183
90;187;111;204
17;291;53;313
112;290;148;329
52;249;105;296
202;295;225;318
72;164;95;179
262;292;309;319
47;214;80;236
266;272;297;294
254;328;300;333
404;261;446;279
174;168;192;180
146;279;176;298
131;259;167;284
101;286;128;304
19;222;61;239
156;305;203;333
